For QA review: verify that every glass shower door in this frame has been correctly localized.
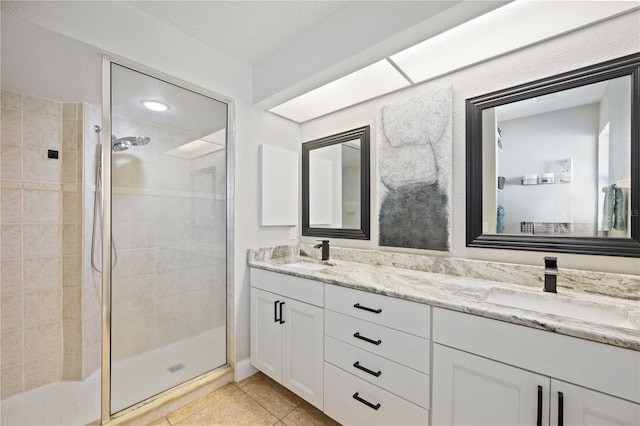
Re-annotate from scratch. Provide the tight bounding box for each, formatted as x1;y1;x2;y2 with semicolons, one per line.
109;64;227;412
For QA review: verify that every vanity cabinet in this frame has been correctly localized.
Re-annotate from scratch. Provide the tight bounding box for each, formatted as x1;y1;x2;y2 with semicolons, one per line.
323;284;431;425
250;269;324;409
432;307;640;426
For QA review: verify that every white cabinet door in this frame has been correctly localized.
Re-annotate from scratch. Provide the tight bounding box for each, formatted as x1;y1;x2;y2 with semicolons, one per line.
281;297;324;410
432;344;550;426
250;288;282;382
550;380;640;426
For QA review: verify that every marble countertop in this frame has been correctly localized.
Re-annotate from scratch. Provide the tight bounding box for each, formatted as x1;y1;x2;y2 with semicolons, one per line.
248;255;640;351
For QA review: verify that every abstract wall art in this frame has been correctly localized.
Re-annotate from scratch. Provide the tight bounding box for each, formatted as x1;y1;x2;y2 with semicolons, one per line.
377;87;452;251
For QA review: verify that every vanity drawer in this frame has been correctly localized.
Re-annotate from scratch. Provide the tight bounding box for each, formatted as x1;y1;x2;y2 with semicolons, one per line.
325;335;430;409
325;310;430;373
324;362;429;426
325;284;430;338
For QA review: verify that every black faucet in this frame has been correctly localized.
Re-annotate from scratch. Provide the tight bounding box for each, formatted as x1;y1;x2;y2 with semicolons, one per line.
314;240;330;261
543;256;558;293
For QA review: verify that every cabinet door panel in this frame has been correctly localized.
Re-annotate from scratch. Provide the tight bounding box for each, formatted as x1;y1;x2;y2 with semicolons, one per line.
550;380;640;426
282;297;324;410
250;288;282;382
433;344;550;426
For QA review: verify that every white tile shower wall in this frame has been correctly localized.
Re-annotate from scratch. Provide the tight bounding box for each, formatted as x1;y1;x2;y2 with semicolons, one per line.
109;115;227;363
61;103;84;380
0;90;80;397
81;103;102;379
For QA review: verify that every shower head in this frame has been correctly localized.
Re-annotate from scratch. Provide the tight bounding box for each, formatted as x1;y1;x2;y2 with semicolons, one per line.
131;136;151;146
111;139;131;152
111;135;151;152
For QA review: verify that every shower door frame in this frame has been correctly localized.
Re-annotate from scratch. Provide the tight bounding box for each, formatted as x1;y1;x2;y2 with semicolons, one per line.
101;56;235;424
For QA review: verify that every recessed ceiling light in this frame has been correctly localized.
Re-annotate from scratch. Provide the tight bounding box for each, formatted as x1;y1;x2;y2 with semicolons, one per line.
142;100;170;112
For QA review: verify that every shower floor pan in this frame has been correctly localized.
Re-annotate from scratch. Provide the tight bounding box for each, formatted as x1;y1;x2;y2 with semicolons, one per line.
0;327;226;426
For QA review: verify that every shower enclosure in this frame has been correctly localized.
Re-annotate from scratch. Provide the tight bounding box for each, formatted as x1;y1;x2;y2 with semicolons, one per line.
103;62;229;417
0;45;230;424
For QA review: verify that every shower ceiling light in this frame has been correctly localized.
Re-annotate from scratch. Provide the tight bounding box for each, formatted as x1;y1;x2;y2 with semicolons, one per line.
142;100;170;112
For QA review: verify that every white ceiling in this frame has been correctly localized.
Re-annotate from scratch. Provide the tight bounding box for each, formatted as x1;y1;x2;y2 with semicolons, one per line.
125;1;347;64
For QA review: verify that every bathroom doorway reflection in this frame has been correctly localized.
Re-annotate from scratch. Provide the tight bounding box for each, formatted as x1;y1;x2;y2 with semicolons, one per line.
108;64;228;413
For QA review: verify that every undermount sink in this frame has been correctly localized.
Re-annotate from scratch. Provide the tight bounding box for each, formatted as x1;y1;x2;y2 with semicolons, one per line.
486;288;639;330
285;262;329;271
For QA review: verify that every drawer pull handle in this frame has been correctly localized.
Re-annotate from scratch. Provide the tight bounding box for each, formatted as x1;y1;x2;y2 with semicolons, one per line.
353;332;381;346
354;303;382;314
352;393;381;411
353;361;381;377
279;301;285;324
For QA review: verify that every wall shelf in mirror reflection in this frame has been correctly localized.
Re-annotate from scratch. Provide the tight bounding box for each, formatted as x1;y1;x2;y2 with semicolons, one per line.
302;126;370;240
466;53;640;257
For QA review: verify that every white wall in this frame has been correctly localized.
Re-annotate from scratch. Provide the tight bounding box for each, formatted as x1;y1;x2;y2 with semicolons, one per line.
301;10;640;275
309;144;342;227
497;104;599;235
234;108;299;368
599;76;632;185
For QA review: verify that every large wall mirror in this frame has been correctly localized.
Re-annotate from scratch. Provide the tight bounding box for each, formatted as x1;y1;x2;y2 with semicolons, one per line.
303;126;370;239
467;53;639;257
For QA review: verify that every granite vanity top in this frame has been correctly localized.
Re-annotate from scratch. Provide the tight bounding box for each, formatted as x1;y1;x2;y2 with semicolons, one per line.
248;245;640;351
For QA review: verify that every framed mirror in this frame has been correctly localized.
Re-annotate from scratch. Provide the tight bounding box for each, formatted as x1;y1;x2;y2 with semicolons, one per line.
466;53;639;257
302;126;370;239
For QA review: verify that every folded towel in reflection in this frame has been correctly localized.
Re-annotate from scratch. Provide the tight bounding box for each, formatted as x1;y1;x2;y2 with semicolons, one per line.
496;205;505;233
602;184;626;231
614;185;626;230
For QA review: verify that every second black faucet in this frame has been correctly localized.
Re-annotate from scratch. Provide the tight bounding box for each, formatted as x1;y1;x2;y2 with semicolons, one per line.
314;240;330;261
543;256;558;293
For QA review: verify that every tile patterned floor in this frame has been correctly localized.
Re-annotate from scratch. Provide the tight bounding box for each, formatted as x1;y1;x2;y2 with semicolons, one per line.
149;372;340;426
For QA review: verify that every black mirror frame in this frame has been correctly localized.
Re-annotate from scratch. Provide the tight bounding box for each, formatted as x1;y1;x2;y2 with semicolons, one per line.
466;53;640;257
302;125;371;240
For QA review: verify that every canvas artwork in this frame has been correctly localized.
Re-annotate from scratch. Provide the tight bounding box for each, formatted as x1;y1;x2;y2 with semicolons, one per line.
377;87;452;250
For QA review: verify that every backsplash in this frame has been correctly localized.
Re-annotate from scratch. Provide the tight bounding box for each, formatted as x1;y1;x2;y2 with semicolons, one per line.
248;244;640;301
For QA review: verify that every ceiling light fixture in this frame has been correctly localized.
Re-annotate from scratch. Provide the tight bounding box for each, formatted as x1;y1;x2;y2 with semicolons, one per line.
142;100;170;112
389;0;637;84
269;60;410;123
268;1;637;123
